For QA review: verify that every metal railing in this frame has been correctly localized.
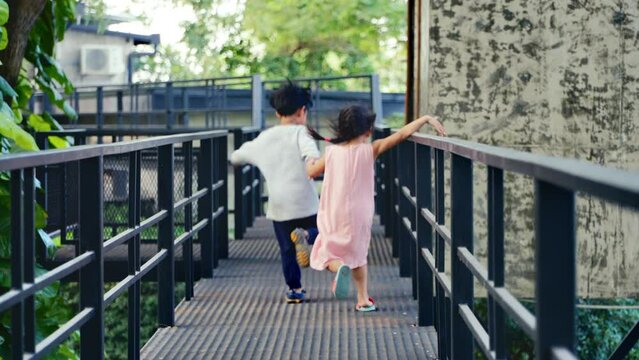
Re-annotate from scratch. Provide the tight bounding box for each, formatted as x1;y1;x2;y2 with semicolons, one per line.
231;128;262;240
0;130;229;359
373;125;639;360
31;76;260;130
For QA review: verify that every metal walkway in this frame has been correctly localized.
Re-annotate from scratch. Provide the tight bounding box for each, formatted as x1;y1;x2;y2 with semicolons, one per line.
141;217;438;359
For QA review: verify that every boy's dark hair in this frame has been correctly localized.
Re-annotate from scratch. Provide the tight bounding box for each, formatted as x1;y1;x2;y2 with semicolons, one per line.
307;105;376;144
269;80;313;116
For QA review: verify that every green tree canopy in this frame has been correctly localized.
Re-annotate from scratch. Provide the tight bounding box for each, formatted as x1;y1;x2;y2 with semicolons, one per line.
139;0;407;91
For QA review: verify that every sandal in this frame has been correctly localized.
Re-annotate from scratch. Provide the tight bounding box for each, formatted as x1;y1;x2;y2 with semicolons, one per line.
355;297;377;312
333;265;351;299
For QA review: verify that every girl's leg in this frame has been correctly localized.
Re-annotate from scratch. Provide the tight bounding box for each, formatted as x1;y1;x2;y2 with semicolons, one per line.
352;265;373;306
326;260;343;273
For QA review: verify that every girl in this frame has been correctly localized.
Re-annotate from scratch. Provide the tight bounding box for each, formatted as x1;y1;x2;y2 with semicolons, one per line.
306;105;445;312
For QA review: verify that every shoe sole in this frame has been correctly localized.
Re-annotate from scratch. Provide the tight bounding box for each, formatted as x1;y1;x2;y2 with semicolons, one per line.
286;298;304;304
334;265;351;299
290;230;310;268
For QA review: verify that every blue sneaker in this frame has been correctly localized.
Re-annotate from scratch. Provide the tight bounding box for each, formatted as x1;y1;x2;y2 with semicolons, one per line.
286;289;306;304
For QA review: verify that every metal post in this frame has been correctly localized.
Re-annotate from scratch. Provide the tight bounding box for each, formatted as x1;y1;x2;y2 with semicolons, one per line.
450;154;474;359
434;149;447;359
233;129;244;239
158;145;175;327
96;87;104;143
10;170;24;360
182;88;190;127
24;169;35;354
488;167;506;358
390;145;399;257
128;151;141;360
79;156;104;359
398;142;410;277
198;139;214;277
219;135;229;259
534;180;576;359
211;139;219;269
117;90;124;128
408;141;417;299
382;128;392;238
370;74;384;125
166;82;174;130
251;75;263;128
184;142;194;297
416;144;434;326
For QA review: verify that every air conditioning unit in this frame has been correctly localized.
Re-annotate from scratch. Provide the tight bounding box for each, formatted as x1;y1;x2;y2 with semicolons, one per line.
80;45;125;75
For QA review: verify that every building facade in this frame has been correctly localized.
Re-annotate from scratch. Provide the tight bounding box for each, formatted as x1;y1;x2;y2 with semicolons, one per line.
408;0;639;298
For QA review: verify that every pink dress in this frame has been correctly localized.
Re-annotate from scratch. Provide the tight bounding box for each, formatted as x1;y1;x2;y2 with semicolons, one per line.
310;143;375;270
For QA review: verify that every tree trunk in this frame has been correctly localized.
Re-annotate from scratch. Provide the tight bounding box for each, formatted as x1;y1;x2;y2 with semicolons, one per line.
0;0;48;87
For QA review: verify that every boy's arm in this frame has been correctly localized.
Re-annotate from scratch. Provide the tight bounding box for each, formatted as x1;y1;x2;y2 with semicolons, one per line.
372;115;445;158
306;156;325;179
230;139;258;166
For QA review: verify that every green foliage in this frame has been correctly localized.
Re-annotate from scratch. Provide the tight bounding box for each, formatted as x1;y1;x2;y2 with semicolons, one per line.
473;298;639;359
140;0;407;91
0;0;80;358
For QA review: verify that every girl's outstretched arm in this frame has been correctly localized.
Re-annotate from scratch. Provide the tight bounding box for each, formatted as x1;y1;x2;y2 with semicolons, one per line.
307;156;326;179
372;115;445;158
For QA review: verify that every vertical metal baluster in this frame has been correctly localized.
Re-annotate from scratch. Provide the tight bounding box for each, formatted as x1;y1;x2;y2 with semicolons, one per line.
79;156;104;359
128;151;141;360
211;139;219;269
158;145;175;327
166;82;174;130
450;154;474;359
434;149;447;359
383;127;392;238
184;142;194;298
24;168;36;354
416;145;434;326
219;135;229;259
534;180;576;359
117;90;124;128
488;167;506;358
409;141;417;299
198;139;214;278
11;170;24;360
398;142;410;277
391;144;400;257
233;129;244;240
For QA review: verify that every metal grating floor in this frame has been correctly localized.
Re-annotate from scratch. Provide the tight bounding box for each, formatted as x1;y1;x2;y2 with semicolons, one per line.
142;217;438;359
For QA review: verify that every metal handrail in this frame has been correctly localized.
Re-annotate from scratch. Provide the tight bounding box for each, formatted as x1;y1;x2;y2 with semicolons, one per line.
1;130;229;359
373;125;639;360
0;130;227;171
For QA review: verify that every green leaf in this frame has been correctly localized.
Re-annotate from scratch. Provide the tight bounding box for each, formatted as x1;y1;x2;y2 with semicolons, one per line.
0;104;38;151
0;0;8;26
0;75;17;99
53;0;76;41
0;26;7;51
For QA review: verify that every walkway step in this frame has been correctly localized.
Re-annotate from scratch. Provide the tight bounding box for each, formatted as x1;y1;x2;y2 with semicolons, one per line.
142;217;438;359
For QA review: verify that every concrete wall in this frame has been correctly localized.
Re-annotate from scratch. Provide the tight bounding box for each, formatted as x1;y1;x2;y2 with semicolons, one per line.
416;0;639;297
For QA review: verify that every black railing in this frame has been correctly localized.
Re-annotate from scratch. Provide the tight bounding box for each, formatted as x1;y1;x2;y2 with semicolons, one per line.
373;125;639;360
31;76;260;130
0;130;229;359
232;127;262;240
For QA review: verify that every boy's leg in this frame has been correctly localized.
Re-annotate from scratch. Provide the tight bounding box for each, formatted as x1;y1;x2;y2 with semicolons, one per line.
298;214;319;245
272;220;302;290
352;265;372;306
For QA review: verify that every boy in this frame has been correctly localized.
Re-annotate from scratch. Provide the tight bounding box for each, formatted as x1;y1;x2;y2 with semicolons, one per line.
230;81;319;304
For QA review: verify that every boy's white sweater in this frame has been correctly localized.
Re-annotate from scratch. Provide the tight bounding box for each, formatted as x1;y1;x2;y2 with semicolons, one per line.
230;125;320;221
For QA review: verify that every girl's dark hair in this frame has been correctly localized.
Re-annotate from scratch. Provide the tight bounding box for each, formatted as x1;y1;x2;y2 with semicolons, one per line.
269;79;313;116
307;105;376;144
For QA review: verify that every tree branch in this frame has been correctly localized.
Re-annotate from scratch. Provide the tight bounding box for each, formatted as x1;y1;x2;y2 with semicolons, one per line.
0;0;48;86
